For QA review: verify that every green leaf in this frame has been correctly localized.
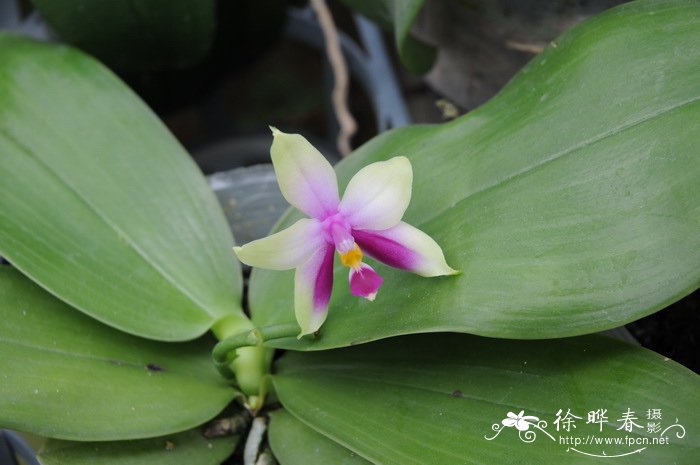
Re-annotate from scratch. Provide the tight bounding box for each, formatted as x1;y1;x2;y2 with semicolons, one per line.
0;268;235;440
0;34;248;341
341;0;435;74
30;0;216;71
268;410;370;465
39;429;238;465
249;0;700;349
272;333;700;465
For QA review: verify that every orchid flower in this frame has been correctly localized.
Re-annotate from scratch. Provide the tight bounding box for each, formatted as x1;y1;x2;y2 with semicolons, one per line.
234;128;458;337
502;411;540;431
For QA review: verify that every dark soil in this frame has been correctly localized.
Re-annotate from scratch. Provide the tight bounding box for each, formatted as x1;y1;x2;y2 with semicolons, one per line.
627;290;699;374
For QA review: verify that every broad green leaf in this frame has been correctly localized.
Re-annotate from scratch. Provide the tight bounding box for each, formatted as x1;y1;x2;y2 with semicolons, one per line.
30;0;216;71
0;35;248;341
39;429;238;465
273;334;700;465
341;0;435;74
0;268;235;440
250;0;700;349
268;410;370;465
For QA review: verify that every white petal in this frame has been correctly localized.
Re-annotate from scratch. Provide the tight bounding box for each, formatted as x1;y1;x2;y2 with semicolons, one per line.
339;156;412;230
270;127;340;219
502;419;517;427
233;219;324;270
295;244;335;337
515;420;531;431
353;222;458;277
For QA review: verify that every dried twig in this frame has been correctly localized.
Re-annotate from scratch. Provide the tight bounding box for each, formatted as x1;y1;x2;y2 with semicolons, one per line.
435;99;460;120
310;0;357;157
202;411;251;439
504;40;546;54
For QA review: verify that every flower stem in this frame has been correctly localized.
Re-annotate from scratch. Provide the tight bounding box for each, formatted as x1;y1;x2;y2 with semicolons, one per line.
211;319;300;408
211;316;273;405
258;323;301;343
212;323;300;365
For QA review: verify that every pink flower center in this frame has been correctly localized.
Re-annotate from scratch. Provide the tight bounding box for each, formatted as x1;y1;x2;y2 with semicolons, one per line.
320;213;355;253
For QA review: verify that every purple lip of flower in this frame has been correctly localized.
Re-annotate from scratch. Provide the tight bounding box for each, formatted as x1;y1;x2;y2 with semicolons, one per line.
234;128;458;337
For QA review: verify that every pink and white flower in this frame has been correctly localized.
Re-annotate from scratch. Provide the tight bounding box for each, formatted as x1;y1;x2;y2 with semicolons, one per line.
234;128;457;337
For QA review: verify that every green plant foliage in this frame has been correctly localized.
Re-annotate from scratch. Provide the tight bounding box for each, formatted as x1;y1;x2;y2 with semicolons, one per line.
39;430;239;465
340;0;435;73
0;34;248;341
250;0;700;350
268;410;370;465
0;268;236;440
39;429;238;465
272;333;700;465
30;0;216;71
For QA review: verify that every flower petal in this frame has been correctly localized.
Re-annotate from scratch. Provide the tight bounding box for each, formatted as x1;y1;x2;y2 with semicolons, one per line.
339;156;412;230
353;222;458;277
295;243;335;337
502;418;517;427
233;218;324;270
270;127;340;219
515;419;531;431
349;263;383;301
